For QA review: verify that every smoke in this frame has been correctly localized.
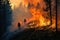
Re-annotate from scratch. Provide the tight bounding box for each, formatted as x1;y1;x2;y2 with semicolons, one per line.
9;0;32;30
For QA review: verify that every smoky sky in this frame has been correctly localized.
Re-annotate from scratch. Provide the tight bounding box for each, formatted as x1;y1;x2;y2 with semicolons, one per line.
11;2;32;30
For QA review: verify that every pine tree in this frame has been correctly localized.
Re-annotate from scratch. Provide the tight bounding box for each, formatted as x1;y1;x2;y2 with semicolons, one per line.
4;0;12;27
0;0;12;36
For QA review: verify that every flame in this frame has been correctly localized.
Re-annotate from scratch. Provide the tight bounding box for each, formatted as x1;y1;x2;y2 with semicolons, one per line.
10;4;15;10
26;0;50;27
29;7;50;27
23;0;56;30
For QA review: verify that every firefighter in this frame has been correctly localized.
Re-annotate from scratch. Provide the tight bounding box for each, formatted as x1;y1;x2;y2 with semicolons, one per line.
24;19;26;23
18;22;21;30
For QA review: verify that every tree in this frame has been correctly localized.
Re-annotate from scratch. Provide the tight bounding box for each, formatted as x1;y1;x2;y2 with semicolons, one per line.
0;0;12;37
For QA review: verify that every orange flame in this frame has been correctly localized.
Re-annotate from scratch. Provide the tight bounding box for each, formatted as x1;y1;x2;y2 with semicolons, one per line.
26;0;51;27
24;0;56;30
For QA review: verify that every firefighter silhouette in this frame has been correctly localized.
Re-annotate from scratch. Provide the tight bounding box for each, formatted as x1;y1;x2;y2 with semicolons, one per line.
24;19;26;23
18;22;21;30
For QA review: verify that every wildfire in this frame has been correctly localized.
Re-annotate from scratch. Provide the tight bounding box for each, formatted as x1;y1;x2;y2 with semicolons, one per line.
10;0;56;30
